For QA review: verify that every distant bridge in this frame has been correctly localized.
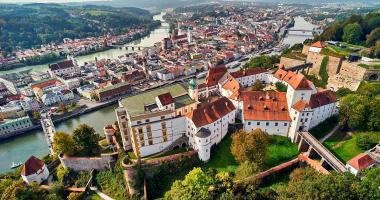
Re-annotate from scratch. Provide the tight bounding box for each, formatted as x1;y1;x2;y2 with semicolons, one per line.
295;131;347;173
288;29;314;32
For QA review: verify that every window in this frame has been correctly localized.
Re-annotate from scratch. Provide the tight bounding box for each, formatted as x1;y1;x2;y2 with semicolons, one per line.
248;122;251;125
306;113;309;116
137;121;141;124
302;113;304;116
305;118;308;122
145;119;150;123
275;122;278;126
257;122;260;125
266;122;269;126
161;116;165;119
284;123;288;126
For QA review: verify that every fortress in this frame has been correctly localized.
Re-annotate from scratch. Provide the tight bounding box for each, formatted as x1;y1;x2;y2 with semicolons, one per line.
115;65;338;162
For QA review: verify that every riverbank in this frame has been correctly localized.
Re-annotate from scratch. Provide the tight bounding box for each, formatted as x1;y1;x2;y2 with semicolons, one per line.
0;25;160;71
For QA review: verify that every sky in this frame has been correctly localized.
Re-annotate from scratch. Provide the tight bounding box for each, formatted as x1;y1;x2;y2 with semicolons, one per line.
0;0;104;2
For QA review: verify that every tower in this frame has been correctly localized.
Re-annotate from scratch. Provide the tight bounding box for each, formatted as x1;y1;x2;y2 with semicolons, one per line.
187;27;193;43
188;78;198;101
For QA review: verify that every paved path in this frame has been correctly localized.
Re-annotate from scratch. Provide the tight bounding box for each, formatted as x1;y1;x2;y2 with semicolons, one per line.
320;125;340;143
90;187;114;200
300;132;347;173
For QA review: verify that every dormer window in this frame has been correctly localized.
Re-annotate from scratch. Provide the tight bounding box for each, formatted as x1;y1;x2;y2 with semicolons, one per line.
259;96;264;101
247;105;252;109
264;105;269;111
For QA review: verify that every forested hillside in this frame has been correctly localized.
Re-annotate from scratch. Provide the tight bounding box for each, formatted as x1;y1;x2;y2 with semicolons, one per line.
316;12;380;58
0;4;160;53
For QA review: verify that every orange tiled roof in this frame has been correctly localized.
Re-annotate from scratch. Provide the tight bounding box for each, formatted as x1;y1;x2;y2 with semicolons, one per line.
31;79;58;90
274;69;312;90
186;97;235;128
292;100;311;112
310;41;325;48
347;153;375;170
221;76;242;95
242;91;291;121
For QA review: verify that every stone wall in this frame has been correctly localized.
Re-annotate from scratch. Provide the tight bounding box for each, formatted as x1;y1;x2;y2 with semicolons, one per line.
302;45;310;55
59;152;118;171
306;52;342;77
279;57;305;69
328;61;367;91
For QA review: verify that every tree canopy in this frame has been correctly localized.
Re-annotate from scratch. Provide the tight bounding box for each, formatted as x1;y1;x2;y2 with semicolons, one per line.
230;129;270;167
72;124;100;157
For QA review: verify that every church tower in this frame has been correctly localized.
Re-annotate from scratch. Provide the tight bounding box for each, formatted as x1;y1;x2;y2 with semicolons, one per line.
188;78;198;101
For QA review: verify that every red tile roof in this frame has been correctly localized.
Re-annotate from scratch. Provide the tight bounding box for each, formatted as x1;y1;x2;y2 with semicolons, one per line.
274;69;312;90
204;65;228;87
242;91;291;121
221;76;242;96
347;153;375;170
309;90;337;109
186;97;235;128
311;41;325;48
31;79;59;90
292;100;311;112
230;68;268;78
49;60;75;71
21;156;45;176
157;92;174;106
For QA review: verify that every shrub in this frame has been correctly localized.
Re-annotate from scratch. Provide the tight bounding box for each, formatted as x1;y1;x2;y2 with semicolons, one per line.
275;82;287;92
356;134;378;150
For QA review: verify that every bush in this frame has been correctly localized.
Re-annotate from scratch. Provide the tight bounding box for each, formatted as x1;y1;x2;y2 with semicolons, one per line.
356;134;378;150
275;82;287;92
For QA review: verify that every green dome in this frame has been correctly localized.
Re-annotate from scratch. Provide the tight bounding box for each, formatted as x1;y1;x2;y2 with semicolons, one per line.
189;78;197;90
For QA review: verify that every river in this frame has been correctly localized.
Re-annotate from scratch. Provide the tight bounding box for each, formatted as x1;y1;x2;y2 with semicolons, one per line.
0;15;316;173
281;16;318;46
0;12;169;173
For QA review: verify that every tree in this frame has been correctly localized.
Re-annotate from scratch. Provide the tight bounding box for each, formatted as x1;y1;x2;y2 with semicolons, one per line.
357;168;380;200
343;23;363;44
164;167;215;200
244;55;279;69
235;161;260;181
277;167;359;200
90;92;99;101
32;111;41;120
72;124;100;156
251;80;265;91
49;182;65;199
339;94;369;129
366;27;380;46
67;192;84;200
53;131;78;157
275;82;287;92
335;88;353;98
56;164;75;186
230;129;269;167
356;134;378;150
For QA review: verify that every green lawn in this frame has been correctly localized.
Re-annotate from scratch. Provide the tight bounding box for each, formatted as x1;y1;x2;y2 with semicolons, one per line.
265;136;299;169
204;134;239;173
204;134;299;172
324;131;380;162
309;116;338;139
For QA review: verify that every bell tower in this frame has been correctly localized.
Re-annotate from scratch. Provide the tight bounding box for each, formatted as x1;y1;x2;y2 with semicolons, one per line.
188;78;198;101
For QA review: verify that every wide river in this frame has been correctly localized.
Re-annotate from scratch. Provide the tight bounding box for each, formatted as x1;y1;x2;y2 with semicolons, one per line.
0;15;315;173
0;12;169;173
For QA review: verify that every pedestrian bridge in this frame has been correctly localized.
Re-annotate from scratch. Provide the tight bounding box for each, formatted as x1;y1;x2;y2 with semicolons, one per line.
295;131;347;173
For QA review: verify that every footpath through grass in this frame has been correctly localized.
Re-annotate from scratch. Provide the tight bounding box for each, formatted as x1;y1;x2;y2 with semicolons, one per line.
324;131;380;162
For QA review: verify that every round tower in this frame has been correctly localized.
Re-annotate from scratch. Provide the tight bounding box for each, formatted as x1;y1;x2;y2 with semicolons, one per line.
194;128;211;162
188;78;199;101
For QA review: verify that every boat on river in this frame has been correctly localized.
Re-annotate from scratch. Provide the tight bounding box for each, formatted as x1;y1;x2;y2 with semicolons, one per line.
10;162;23;169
